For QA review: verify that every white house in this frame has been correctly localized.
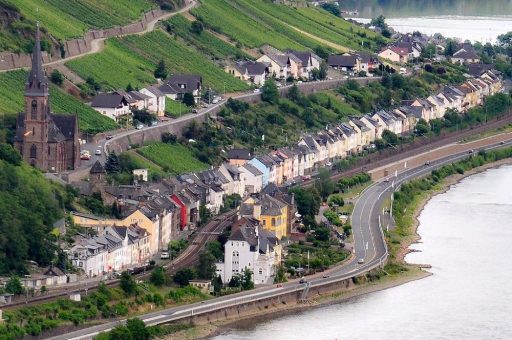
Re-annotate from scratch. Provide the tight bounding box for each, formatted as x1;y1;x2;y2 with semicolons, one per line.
140;86;166;117
91;94;130;122
240;163;264;194
226;61;269;87
216;217;280;285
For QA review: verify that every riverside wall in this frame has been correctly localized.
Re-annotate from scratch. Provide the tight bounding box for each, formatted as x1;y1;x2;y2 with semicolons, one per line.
167;279;352;326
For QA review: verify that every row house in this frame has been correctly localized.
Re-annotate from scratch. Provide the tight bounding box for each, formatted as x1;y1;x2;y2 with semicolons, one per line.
239;163;264;194
218;163;246;197
67;224;150;277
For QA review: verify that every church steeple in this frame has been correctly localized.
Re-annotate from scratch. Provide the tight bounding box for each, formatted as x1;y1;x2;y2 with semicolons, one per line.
25;22;49;97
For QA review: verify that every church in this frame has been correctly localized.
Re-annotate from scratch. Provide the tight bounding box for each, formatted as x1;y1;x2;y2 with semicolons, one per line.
13;25;80;172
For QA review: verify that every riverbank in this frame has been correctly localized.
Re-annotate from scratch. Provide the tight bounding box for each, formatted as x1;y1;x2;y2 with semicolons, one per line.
162;157;512;340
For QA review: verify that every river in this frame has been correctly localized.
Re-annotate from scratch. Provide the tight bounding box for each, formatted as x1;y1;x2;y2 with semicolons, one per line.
345;0;512;42
213;165;512;340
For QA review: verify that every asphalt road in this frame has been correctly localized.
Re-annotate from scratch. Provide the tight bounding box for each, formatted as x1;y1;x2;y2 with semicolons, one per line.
48;139;512;340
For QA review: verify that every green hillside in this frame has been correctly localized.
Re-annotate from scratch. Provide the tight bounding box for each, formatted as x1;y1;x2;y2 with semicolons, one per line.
191;0;386;51
66;30;250;93
136;142;208;175
0;144;72;273
0;70;118;134
7;0;155;41
166;14;251;60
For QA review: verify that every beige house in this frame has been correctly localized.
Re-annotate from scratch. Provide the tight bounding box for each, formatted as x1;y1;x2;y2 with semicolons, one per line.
378;46;409;64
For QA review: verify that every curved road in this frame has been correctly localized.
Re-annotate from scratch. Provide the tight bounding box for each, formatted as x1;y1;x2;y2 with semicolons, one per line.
48;139;512;340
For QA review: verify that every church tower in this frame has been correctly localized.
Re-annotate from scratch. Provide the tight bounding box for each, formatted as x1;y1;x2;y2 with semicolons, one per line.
21;23;50;168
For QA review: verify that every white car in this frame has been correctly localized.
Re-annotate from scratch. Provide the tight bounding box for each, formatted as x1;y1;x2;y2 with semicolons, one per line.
136;124;144;130
358;258;365;264
94;149;102;156
253;88;261;93
160;251;170;260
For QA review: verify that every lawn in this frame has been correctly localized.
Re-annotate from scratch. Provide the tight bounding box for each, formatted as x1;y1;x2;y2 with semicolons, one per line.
119;151;167;181
136;142;208;175
66;38;156;91
167;15;251;60
8;0;155;40
0;70;118;134
165;99;190;118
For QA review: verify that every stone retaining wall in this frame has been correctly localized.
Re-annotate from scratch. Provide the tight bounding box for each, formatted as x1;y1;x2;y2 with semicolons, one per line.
0;9;165;71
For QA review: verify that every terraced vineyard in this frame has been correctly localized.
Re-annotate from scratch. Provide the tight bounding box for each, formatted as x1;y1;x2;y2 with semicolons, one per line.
191;0;384;51
120;31;250;92
8;0;156;40
66;39;156;91
136;142;208;175
167;15;251;60
0;70;118;134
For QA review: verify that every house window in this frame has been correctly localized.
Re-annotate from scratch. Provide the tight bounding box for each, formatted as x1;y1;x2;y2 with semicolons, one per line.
271;218;276;227
31;100;37;120
30;144;37;158
259;268;263;275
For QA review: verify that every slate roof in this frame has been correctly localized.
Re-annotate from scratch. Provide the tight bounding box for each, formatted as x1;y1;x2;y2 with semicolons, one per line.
234;61;268;75
90;160;106;174
260;194;286;216
229;217;259;246
468;64;494;77
159;74;202;95
25;24;49;97
242;163;263;176
143;85;165;97
91;94;128;108
453;48;479;60
328;54;359;67
227;148;252;160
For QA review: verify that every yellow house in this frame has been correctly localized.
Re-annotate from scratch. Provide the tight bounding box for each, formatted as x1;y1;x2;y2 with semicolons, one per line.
240;194;288;239
72;209;161;256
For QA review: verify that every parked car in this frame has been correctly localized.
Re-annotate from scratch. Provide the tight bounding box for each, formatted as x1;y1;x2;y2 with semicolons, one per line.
106;134;113;140
299;277;307;284
322;274;330;278
424;161;430;166
253;88;261;93
302;175;311;181
358;258;365;264
160;251;170;260
136;124;144;130
151;121;158;126
192;109;198;114
94;149;102;156
468;149;474;154
80;153;91;160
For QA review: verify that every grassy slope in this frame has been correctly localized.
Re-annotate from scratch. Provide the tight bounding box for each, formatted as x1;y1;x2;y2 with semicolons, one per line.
136;142;208;175
191;0;383;51
66;39;155;91
67;30;249;93
167;15;251;61
8;0;155;40
0;70;118;134
165;99;190;118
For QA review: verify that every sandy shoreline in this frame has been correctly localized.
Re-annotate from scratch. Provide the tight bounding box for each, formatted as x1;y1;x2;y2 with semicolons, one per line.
165;160;512;340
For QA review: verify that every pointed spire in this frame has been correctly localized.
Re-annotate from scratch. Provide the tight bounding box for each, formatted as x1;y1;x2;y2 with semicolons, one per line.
25;22;49;97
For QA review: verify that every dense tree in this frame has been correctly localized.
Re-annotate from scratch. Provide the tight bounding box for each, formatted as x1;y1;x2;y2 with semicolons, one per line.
5;276;24;295
154;59;168;79
120;271;137;295
132;108;156;125
382;129;399;146
190;20;204;34
315;168;335;200
182;92;195;107
241;268;254;290
213;275;223;294
197;251;216;280
370;15;388;30
444;39;457;56
126;318;150;340
290;187;321;219
125;83;134;92
0;143;21;165
173;267;196;286
415;118;431;135
261;79;279;104
206;241;223;260
161;132;177;144
287;84;301;102
150;266;166;287
105;152;121;174
321;3;340;17
50;70;64;86
107;325;132;340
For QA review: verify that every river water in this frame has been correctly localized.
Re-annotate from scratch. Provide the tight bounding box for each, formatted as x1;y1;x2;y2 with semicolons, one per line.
213;165;512;340
345;0;512;42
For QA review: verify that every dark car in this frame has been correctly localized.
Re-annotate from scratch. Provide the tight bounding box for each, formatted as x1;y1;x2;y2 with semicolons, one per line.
192;109;198;114
299;278;307;284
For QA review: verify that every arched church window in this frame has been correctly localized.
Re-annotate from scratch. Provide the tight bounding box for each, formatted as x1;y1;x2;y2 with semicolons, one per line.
31;100;37;120
30;144;37;158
